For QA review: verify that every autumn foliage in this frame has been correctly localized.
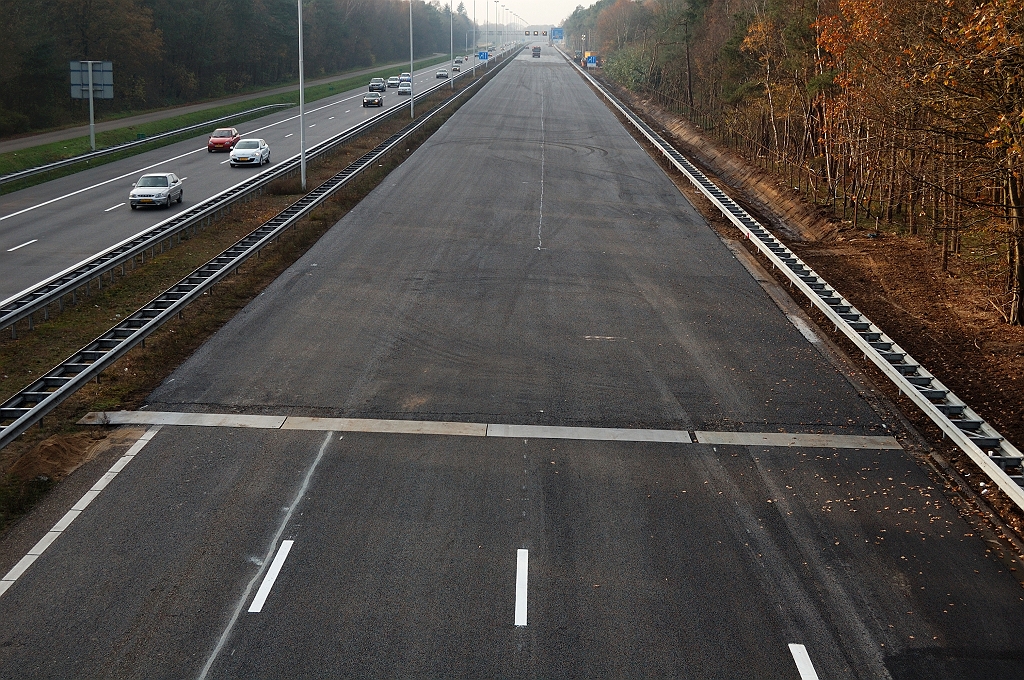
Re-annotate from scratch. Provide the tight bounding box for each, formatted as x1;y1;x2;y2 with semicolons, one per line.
564;0;1024;324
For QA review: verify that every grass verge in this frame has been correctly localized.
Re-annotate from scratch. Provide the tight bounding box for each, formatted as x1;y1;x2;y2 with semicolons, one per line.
0;54;453;193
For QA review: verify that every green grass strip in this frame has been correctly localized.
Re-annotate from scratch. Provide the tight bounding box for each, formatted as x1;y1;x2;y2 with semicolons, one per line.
0;54;452;186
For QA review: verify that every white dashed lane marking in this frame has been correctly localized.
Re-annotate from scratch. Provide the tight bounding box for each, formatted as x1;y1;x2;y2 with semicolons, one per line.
6;239;38;252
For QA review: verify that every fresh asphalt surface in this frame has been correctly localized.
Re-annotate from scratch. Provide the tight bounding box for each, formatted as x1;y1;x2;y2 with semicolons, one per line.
1;47;1024;679
0;60;476;302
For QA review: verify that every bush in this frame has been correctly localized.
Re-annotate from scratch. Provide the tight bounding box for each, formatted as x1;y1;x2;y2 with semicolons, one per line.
0;109;31;138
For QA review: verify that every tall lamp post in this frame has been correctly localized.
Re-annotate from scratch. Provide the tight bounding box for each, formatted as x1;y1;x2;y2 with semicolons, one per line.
494;1;499;51
448;2;454;89
297;0;306;190
409;0;415;118
473;0;477;75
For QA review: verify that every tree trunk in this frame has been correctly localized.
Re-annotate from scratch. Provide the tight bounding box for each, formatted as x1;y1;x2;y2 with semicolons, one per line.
1008;174;1024;325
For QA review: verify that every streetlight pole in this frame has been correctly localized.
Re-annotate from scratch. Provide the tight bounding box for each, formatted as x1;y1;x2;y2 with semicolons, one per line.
473;0;477;75
297;0;306;190
449;2;454;89
494;1;498;53
405;0;409;118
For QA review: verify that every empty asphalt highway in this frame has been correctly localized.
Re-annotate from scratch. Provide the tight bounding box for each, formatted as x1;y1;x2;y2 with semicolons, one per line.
0;47;1022;679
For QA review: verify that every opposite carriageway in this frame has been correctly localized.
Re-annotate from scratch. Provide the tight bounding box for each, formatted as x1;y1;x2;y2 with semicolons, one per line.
0;50;516;341
0;47;525;452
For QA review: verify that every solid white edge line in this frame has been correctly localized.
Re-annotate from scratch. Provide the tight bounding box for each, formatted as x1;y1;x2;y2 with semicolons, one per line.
0;425;161;597
514;549;528;626
248;540;295;613
788;644;821;680
6;239;37;252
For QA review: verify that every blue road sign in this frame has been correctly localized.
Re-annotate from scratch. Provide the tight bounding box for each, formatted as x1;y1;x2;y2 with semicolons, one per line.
550;28;564;40
479;51;489;60
586;55;597;65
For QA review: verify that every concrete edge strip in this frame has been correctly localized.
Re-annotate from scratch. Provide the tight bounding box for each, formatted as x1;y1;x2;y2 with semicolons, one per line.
79;411;900;449
695;431;902;450
0;425;162;599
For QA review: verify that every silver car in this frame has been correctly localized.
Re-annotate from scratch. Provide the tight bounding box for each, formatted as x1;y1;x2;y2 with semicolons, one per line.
229;138;270;167
397;82;412;95
129;172;183;209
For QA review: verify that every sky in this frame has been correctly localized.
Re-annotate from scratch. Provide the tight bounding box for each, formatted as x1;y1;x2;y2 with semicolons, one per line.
458;0;584;29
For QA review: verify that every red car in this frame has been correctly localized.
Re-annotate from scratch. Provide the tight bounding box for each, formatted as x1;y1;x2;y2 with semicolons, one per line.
208;127;240;152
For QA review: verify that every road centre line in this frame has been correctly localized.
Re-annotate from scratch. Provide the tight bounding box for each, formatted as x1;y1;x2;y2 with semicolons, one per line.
197;431;333;680
6;239;37;252
103;203;124;212
248;540;294;613
0;425;161;599
285;133;294;138
515;549;528;626
79;411;902;449
788;644;821;680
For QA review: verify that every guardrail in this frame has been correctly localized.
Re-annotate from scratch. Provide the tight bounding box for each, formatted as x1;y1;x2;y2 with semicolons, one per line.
0;61;498;340
560;49;1024;510
0;46;523;452
0;104;294;188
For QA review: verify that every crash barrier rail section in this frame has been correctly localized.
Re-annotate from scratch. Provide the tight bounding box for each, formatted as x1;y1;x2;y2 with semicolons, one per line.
0;104;294;188
0;46;523;452
0;55;511;340
560;48;1024;511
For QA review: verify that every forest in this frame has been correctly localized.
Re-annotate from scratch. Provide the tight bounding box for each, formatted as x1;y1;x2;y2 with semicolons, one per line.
563;0;1024;325
0;0;477;136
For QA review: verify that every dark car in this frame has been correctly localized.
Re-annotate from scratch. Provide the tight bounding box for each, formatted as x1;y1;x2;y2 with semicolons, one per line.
368;77;386;92
207;127;240;152
362;91;385;107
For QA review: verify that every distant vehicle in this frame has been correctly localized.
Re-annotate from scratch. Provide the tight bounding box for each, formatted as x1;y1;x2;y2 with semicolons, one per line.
532;46;541;57
207;127;240;152
368;77;386;92
454;57;463;64
129;172;183;209
387;76;400;87
399;72;412;82
362;91;385;107
397;82;412;95
229;138;270;167
435;69;449;78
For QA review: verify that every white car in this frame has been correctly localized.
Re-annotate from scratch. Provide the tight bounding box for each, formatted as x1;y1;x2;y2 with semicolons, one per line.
129;172;183;209
387;76;400;87
397;82;412;95
229;138;270;167
435;69;449;78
